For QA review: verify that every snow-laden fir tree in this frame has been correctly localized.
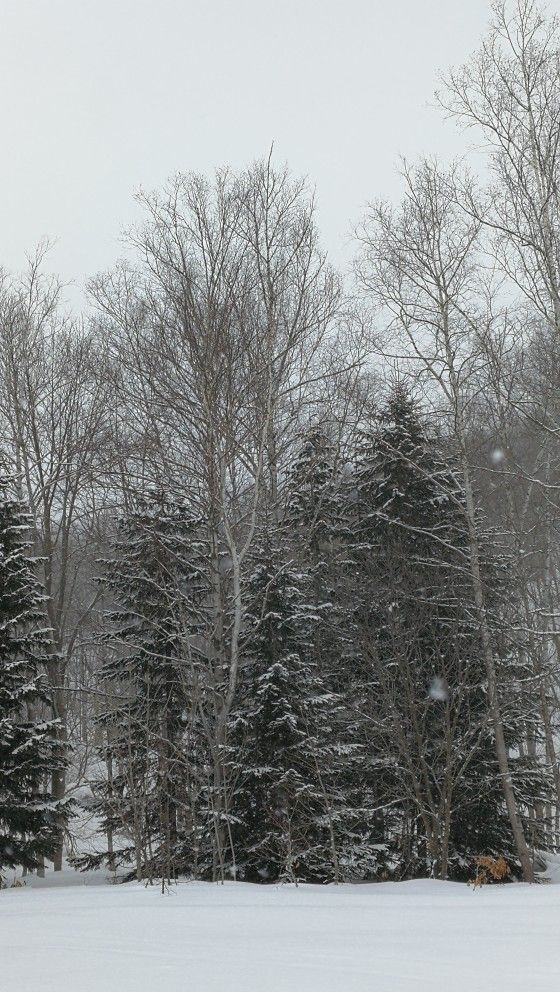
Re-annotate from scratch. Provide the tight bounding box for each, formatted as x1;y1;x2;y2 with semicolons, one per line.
0;477;67;877
349;385;549;880
285;426;341;554
89;492;209;882
285;427;389;879
284;425;346;688
230;537;345;883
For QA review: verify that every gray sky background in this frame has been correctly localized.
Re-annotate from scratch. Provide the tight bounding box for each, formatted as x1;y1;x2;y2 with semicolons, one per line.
1;0;493;302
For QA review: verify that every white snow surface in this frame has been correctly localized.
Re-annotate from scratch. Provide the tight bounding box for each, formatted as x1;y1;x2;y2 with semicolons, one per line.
2;869;560;991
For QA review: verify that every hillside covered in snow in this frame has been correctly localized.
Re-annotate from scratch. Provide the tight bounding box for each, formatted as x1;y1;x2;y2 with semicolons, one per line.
1;868;560;992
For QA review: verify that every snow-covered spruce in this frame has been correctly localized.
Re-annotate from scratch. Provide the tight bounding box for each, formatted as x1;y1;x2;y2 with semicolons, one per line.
0;476;68;877
284;427;388;880
85;491;211;882
345;386;549;880
229;539;346;883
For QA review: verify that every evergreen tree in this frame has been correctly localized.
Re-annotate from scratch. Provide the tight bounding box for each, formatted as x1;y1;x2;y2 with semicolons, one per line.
349;385;548;879
88;491;209;881
285;426;347;689
285;427;389;880
230;540;343;883
286;426;341;554
0;478;67;876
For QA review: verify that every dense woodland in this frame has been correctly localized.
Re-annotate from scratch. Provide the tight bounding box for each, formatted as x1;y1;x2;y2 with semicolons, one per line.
2;0;560;886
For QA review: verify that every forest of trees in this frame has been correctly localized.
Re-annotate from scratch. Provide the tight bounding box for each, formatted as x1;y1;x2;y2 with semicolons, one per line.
3;0;560;887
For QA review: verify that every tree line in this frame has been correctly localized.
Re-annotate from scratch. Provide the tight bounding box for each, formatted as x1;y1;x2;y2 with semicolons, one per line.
1;0;560;886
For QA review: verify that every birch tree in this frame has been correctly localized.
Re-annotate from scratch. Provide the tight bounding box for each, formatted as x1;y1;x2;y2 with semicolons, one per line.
0;252;110;868
356;159;535;880
90;158;343;876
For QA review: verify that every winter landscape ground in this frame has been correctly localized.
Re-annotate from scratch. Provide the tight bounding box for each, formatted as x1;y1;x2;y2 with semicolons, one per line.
2;866;560;992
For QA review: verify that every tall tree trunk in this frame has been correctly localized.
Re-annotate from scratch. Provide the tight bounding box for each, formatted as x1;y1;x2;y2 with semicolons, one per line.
460;449;533;882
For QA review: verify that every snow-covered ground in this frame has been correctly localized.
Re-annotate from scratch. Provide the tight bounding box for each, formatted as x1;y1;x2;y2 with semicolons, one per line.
1;869;559;991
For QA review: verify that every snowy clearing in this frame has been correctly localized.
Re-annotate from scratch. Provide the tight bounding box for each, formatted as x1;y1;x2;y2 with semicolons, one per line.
1;872;560;991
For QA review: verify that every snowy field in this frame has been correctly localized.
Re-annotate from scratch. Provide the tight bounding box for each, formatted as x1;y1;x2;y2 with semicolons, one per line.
2;870;560;991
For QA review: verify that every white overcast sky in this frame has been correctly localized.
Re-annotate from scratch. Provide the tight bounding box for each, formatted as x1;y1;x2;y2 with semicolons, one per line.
1;0;493;301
